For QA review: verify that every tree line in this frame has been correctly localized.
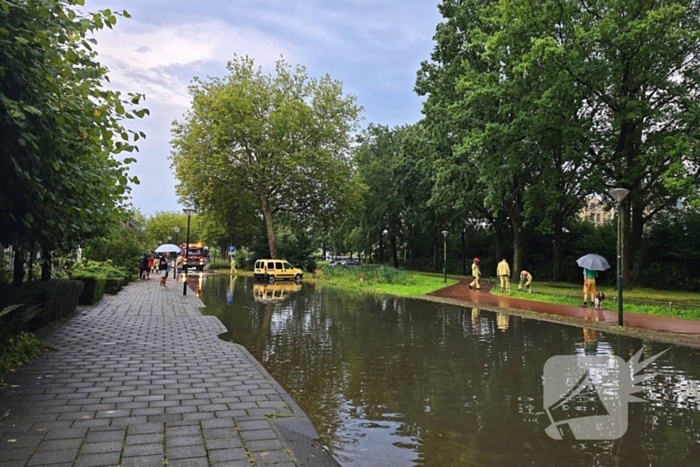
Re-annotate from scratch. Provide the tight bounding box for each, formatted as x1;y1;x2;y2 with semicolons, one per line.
171;0;700;289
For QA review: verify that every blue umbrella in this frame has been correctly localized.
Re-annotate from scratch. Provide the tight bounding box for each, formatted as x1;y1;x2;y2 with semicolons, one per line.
576;254;611;271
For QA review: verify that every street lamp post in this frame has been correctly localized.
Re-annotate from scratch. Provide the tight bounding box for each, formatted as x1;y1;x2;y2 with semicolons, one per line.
167;236;172;243
182;208;196;296
441;230;449;283
173;227;180;245
609;188;630;326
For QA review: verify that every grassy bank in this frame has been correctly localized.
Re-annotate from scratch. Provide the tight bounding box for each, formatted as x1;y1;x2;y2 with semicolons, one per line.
0;332;55;377
490;288;700;320
316;265;456;296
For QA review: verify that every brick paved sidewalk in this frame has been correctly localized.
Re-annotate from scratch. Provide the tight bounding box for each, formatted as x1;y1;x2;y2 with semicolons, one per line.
0;279;336;467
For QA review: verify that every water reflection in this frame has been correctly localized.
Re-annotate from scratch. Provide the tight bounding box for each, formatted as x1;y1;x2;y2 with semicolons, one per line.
199;275;700;466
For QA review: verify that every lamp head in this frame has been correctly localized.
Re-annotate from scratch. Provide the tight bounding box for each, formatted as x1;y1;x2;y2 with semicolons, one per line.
441;230;449;237
609;188;630;203
183;208;196;216
173;227;180;233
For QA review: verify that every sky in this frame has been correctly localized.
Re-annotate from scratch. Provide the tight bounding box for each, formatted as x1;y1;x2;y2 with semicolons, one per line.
87;0;443;215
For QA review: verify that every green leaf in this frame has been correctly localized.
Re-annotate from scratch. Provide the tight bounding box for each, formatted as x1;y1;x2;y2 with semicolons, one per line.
25;213;34;223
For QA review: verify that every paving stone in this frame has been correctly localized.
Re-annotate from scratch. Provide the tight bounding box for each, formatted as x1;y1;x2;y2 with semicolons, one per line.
0;281;311;467
208;448;248;462
166;445;208;459
73;452;121;467
252;450;292;464
27;448;78;465
123;442;164;457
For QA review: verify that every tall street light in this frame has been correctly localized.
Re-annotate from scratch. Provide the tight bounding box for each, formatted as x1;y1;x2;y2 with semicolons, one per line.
441;230;449;283
182;208;196;296
167;236;172;243
173;227;180;245
609;188;630;325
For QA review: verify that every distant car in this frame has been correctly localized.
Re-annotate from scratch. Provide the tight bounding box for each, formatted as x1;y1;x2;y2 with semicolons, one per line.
340;260;360;266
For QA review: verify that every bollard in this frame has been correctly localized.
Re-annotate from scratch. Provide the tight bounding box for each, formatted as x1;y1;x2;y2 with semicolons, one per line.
669;302;673;312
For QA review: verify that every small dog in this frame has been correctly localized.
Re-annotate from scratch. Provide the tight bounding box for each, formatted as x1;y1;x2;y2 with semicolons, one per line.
593;291;605;311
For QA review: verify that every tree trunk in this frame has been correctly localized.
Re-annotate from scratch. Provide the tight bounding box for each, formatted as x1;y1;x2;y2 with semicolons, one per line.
621;197;631;287
13;246;24;287
433;234;438;272
259;193;279;259
391;235;398;268
28;250;35;283
41;250;51;281
553;217;563;282
461;229;467;276
631;199;645;287
494;216;505;262
409;239;415;270
511;211;525;283
379;232;384;264
0;244;4;284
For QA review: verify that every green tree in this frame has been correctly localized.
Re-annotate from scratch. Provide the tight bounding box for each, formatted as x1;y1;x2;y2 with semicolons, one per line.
0;0;148;284
144;211;203;250
517;0;700;285
171;56;363;259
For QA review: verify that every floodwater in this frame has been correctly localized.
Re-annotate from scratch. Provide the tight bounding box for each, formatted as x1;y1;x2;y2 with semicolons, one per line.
197;274;700;466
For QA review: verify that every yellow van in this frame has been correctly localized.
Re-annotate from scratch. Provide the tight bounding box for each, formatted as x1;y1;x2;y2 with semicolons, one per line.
253;259;303;284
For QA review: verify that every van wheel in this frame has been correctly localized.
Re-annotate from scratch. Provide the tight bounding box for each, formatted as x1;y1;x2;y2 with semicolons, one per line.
268;275;275;284
294;274;302;283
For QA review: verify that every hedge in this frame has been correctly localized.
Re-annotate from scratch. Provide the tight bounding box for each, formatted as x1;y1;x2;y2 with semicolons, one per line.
0;280;84;342
70;271;106;305
104;277;123;295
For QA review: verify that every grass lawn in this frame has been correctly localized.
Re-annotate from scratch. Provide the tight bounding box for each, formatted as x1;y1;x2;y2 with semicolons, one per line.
523;281;700;304
315;266;457;297
490;287;700;320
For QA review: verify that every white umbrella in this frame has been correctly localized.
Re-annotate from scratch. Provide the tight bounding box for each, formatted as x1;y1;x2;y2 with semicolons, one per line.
155;244;180;253
576;254;611;271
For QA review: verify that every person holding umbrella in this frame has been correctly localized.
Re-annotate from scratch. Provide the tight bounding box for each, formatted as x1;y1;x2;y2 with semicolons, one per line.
576;254;611;308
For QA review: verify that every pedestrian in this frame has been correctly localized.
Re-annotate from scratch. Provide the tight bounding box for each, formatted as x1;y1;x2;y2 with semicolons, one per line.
159;253;169;288
518;270;533;293
469;257;481;290
582;267;598;307
229;256;237;275
497;258;511;292
148;255;154;277
175;253;184;282
152;255;160;274
139;254;150;280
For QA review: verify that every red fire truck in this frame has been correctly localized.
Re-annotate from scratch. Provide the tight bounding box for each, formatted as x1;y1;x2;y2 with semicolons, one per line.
180;242;208;272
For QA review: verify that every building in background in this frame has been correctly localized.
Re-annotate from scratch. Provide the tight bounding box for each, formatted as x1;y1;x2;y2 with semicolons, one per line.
579;198;614;225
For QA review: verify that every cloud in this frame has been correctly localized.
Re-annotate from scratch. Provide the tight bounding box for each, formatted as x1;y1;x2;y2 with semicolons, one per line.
83;0;443;214
90;18;298;213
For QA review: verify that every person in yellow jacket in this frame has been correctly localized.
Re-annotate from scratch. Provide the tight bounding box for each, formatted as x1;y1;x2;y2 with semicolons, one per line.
497;258;511;292
519;270;533;292
469;257;481;290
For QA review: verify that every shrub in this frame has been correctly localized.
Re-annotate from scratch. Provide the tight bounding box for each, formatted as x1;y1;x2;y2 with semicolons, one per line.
104;278;123;295
71;270;106;305
0;331;55;375
305;259;317;273
0;280;83;343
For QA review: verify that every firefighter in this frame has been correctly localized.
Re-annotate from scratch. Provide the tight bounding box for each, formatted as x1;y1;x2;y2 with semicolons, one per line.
497;258;511;292
469;258;481;290
519;270;533;293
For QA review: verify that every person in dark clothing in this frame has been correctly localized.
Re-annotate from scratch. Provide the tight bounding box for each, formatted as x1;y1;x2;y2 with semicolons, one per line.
159;254;169;288
140;254;150;280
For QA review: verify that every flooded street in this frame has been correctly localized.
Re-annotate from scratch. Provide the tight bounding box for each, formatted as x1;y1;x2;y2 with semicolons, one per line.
198;274;700;466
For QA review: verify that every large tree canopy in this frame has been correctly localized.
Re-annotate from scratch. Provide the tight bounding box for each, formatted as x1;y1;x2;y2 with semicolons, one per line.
171;56;363;258
0;0;147;284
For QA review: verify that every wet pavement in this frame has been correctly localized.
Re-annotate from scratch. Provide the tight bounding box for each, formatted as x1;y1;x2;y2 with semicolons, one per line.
0;278;337;467
429;279;700;336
